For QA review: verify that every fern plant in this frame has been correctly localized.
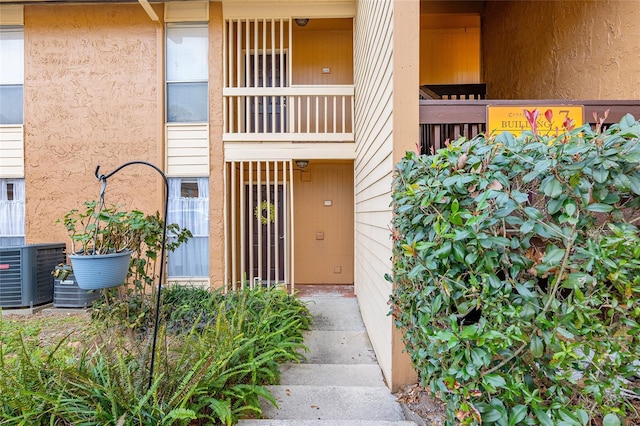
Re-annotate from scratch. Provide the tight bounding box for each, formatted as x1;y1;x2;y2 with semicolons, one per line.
0;286;310;425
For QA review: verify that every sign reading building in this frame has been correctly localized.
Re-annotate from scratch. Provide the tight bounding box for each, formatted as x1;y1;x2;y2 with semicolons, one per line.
487;105;584;137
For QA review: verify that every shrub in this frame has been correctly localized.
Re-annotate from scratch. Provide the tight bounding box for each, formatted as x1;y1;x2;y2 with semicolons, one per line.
389;113;640;425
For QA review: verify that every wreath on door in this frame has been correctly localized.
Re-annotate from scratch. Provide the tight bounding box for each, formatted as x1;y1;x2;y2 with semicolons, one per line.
254;200;275;225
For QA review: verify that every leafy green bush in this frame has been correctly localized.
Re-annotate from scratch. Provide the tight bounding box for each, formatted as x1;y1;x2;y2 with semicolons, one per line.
390;113;640;425
0;286;309;425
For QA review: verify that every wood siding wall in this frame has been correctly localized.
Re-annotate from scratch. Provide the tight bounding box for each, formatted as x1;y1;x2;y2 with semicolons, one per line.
166;124;210;177
354;0;395;388
0;5;23;25
354;0;418;391
0;126;24;178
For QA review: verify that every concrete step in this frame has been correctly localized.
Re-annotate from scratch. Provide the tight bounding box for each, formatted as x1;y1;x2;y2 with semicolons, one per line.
279;364;385;387
302;330;377;364
301;297;366;331
256;385;406;422
238;420;417;426
242;292;414;426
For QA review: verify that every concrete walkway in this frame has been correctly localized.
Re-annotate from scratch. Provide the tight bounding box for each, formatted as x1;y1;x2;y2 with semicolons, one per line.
239;286;416;426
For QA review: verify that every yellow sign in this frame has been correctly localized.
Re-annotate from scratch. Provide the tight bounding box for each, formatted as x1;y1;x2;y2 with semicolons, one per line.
487;105;583;137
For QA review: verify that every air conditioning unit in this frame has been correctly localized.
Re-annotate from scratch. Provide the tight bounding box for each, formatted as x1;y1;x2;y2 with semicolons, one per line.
53;265;100;309
0;243;66;308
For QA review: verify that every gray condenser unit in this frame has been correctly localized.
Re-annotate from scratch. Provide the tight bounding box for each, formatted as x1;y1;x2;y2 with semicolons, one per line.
53;265;100;308
0;243;66;308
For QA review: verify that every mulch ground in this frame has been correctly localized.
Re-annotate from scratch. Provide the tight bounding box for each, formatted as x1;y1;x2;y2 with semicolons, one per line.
397;383;446;426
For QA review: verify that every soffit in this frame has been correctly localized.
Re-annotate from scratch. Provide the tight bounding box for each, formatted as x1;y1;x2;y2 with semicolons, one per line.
420;0;484;15
223;1;355;19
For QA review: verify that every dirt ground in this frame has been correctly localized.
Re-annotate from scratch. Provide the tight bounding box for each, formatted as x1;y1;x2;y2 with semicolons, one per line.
1;308;94;348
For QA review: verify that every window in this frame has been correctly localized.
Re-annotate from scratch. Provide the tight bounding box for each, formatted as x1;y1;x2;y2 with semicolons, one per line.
0;178;25;246
167;177;209;277
180;180;199;198
0;26;23;125
6;182;14;200
166;23;208;123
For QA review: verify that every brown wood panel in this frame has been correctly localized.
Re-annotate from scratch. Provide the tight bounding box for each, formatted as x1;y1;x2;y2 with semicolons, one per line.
292;19;353;85
419;101;486;123
419;99;640;125
419;27;480;85
419;99;640;154
294;161;354;284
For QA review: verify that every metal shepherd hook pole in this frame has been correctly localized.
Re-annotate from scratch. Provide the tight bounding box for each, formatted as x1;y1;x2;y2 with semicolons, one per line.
94;161;168;391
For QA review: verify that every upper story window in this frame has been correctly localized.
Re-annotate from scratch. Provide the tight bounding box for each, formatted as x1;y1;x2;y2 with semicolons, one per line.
166;23;208;123
0;26;23;125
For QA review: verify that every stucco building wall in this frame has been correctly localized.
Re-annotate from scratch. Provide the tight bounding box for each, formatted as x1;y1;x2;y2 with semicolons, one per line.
483;0;640;100
24;5;163;246
208;2;225;287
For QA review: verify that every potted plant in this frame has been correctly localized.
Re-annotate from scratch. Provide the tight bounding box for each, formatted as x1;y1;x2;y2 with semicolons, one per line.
60;200;135;290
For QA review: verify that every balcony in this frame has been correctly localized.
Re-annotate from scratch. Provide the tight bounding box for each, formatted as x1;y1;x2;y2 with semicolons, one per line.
222;16;354;160
223;85;354;143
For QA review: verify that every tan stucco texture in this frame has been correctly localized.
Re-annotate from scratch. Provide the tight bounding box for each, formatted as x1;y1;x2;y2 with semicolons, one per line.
208;2;225;288
483;0;640;100
24;5;163;246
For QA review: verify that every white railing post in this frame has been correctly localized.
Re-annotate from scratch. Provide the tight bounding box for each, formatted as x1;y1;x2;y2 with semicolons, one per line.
222;85;354;142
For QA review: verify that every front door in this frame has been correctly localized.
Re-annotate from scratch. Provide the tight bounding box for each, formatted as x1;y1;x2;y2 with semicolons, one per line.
247;53;288;133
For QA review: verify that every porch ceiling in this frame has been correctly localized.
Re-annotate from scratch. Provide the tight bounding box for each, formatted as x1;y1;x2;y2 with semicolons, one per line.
420;0;484;15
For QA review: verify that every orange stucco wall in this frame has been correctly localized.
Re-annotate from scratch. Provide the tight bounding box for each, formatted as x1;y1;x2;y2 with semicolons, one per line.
482;0;640;99
24;4;164;248
208;2;225;288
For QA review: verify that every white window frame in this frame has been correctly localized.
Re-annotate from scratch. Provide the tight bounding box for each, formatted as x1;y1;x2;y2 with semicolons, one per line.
0;25;24;125
0;178;25;247
167;177;210;278
165;22;209;123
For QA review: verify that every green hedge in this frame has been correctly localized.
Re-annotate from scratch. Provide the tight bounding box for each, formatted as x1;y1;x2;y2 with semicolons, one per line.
390;113;640;425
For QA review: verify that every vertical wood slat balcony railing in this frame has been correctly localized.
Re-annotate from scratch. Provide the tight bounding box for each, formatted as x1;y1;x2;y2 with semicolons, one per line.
223;85;355;143
420;99;640;155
